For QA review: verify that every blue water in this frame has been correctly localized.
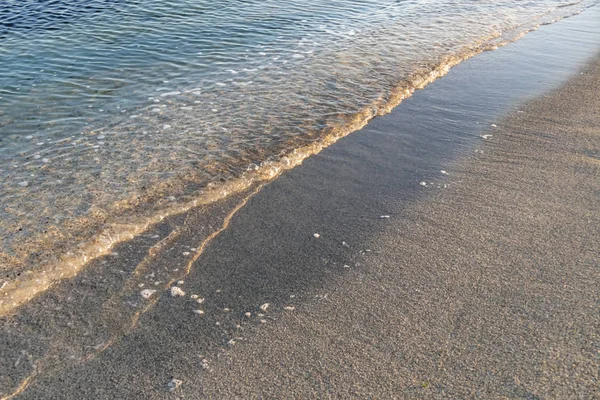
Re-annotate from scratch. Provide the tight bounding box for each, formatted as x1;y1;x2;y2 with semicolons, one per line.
0;0;593;277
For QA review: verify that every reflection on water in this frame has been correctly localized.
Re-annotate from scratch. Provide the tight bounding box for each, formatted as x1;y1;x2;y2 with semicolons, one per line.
0;0;595;301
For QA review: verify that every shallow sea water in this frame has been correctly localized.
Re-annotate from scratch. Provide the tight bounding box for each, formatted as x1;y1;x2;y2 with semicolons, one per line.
0;0;596;311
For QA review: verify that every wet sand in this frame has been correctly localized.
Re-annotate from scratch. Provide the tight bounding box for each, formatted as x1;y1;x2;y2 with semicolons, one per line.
2;7;600;400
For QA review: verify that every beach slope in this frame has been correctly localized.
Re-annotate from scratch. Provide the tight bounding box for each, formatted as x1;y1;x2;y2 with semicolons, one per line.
3;14;600;400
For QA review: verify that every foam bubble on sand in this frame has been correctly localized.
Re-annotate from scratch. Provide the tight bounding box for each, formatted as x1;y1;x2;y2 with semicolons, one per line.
380;215;390;219
167;378;182;392
163;124;172;130
18;181;29;187
259;303;270;312
140;289;157;299
491;123;498;127
481;134;493;139
169;286;185;297
420;182;427;187
441;170;448;175
343;265;351;268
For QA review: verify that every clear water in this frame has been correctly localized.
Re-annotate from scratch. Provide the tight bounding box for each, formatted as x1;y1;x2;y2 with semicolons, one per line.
0;1;594;284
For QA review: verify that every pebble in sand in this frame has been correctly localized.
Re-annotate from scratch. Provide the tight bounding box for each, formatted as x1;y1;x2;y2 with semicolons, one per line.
140;289;157;299
170;286;186;297
166;378;182;392
259;303;270;312
201;359;210;370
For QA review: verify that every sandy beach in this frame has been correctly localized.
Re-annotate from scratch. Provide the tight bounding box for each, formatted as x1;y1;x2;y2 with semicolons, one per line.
2;6;600;399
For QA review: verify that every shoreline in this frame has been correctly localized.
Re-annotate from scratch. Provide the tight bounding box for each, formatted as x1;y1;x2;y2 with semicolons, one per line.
1;1;596;316
2;6;600;399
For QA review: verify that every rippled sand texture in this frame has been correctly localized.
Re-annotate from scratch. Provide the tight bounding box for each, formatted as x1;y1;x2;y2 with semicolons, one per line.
0;0;596;311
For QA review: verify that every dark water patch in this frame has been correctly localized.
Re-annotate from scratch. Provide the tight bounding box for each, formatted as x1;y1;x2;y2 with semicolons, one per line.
0;0;131;37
